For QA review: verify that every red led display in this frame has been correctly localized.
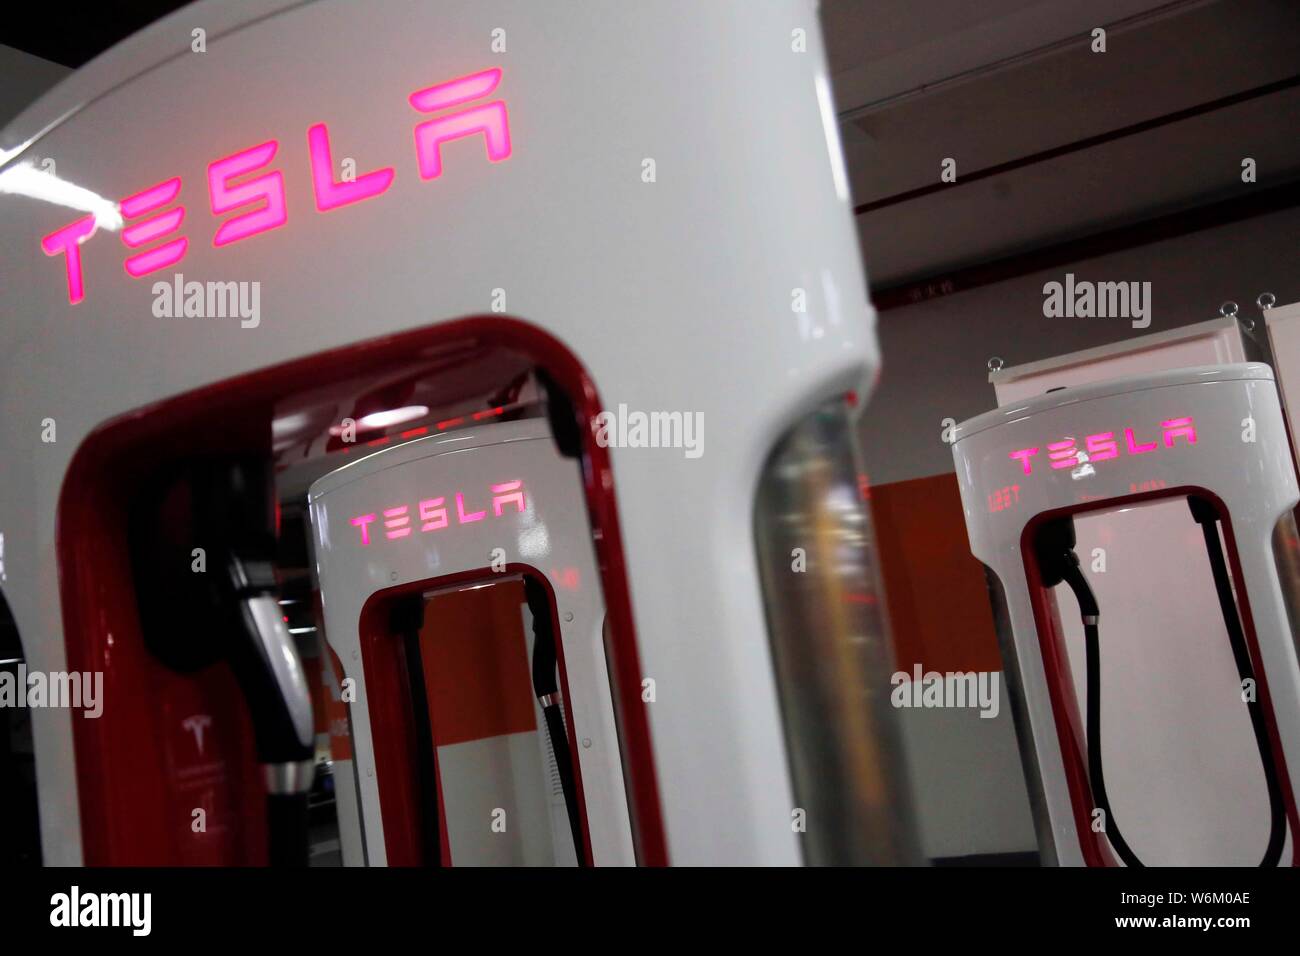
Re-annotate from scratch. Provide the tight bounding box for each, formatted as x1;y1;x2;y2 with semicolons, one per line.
987;484;1021;513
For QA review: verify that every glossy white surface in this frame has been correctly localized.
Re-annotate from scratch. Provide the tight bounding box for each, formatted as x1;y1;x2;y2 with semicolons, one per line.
952;364;1300;865
0;0;875;865
309;419;632;865
956;363;1276;442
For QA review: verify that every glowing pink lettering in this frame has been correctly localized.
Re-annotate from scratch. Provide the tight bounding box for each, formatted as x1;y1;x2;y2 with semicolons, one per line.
1161;417;1197;446
551;567;580;590
1010;448;1040;475
208;140;287;246
456;492;486;524
410;68;511;180
1125;427;1158;455
419;497;448;532
1047;439;1079;470
1085;432;1118;461
349;480;526;548
351;513;377;545
308;123;395;212
1132;479;1169;493
41;216;96;304
41;68;512;305
1009;417;1198;481
383;506;412;540
120;177;188;277
491;480;525;516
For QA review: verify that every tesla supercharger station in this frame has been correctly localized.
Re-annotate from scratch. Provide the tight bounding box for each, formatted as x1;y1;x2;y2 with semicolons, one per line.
0;0;918;866
309;419;632;866
952;364;1300;865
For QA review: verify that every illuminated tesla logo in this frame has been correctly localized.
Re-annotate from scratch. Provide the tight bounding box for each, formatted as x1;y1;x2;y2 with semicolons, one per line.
1008;417;1196;476
349;480;525;546
42;68;512;304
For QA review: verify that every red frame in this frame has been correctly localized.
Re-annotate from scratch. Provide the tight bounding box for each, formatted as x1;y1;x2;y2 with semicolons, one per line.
356;564;595;866
1021;486;1300;866
57;316;668;865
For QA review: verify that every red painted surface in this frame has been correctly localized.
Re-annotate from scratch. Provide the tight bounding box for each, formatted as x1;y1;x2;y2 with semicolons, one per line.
1020;487;1299;866
870;473;1002;673
56;316;666;865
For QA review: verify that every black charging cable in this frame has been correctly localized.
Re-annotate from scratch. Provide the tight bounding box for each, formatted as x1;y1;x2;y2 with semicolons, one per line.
392;596;444;867
1187;497;1287;867
1035;519;1143;867
1036;509;1287;867
393;579;585;865
523;576;587;865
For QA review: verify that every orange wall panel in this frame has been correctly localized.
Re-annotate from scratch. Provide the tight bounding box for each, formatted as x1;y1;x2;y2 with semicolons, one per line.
419;579;538;746
870;472;1003;673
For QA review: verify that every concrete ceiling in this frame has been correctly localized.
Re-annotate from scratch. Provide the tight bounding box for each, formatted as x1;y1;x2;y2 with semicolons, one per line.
821;0;1300;287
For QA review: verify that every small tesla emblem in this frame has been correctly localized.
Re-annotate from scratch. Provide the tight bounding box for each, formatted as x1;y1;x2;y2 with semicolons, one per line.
182;714;214;755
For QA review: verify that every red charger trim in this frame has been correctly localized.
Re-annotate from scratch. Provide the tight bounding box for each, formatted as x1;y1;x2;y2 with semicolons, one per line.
1021;486;1299;866
56;316;667;865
